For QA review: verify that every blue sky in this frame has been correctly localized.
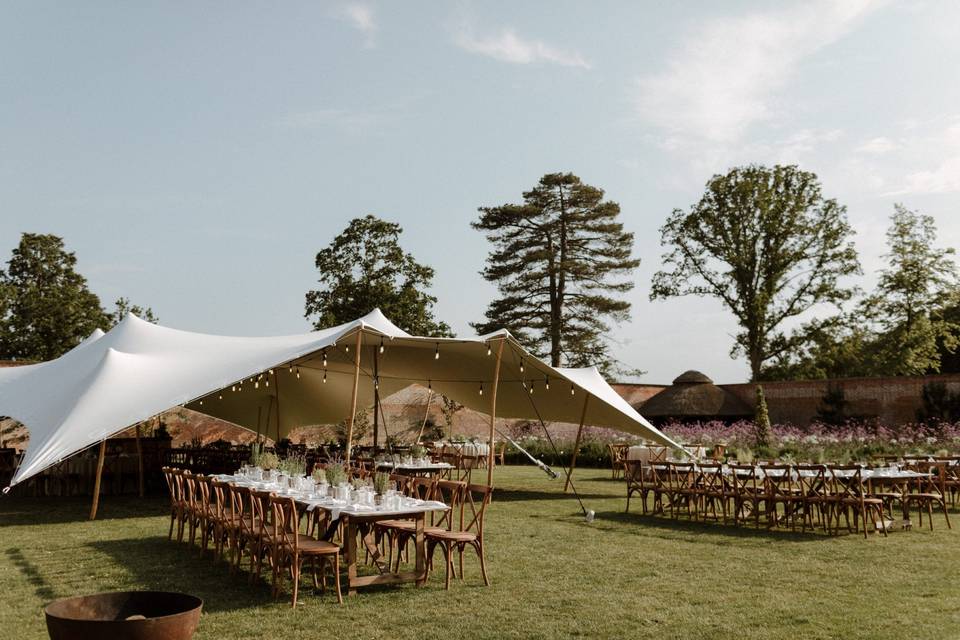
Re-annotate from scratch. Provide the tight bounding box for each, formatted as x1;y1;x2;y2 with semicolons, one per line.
2;1;959;383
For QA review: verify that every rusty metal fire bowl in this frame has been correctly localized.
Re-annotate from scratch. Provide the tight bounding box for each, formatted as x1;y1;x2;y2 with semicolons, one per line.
44;591;202;640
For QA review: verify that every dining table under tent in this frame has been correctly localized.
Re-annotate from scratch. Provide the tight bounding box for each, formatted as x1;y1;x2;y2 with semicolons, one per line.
0;308;681;518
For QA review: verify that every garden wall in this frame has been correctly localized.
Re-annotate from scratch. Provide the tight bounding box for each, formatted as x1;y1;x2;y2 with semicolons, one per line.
614;373;960;426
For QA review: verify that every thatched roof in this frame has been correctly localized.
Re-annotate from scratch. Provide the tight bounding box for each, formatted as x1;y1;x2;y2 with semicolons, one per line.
639;370;752;419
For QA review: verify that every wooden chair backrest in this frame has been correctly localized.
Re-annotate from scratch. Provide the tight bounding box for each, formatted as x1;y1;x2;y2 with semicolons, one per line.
463;484;493;538
761;465;796;498
434;479;466;530
828;465;868;501
408;476;436;501
181;472;198;508
232;485;255;539
250;489;274;537
270;496;300;554
795;465;829;500
211;479;230;520
647;463;671;490
390;473;411;494
727;465;762;495
668;462;697;491
913;461;947;496
697;463;724;494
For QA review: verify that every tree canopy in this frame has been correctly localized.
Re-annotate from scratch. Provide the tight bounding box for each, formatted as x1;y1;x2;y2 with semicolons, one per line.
763;204;959;379
651;165;861;381
304;215;452;336
0;233;109;361
472;172;640;376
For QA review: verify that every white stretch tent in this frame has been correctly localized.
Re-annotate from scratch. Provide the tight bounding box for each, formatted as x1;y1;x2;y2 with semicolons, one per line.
0;309;680;489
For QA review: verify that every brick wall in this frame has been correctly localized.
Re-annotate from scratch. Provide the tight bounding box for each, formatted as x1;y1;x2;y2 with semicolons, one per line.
617;374;960;425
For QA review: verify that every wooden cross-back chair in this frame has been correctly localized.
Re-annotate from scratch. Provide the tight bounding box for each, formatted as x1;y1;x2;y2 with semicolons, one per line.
250;489;278;583
376;476;441;570
210;479;235;562
426;483;493;589
269;495;342;607
194;475;216;556
230;485;258;576
727;465;765;528
624;461;649;514
607;444;630;479
180;472;201;547
761;465;802;530
794;465;835;533
162;467;187;542
667;462;698;520
645;463;673;516
905;462;952;531
697;463;728;523
829;465;886;538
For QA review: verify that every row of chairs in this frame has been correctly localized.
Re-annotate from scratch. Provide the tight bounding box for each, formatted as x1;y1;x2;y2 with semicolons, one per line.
162;466;494;606
625;461;953;538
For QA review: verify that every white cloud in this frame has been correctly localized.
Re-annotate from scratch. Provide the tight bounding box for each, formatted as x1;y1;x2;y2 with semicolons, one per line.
340;3;377;48
634;1;883;143
454;26;590;69
856;136;900;154
880;116;960;195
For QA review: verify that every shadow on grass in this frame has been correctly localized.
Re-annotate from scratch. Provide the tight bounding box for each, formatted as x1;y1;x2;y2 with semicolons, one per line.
0;495;167;527
88;536;276;613
493;487;614;503
5;547;58;601
590;509;830;542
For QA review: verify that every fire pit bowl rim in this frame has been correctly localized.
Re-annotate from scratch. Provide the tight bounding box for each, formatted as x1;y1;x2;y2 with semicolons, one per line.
44;590;203;623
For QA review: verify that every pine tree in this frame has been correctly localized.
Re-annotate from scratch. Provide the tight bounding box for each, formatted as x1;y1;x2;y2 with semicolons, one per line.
472;173;640;376
754;385;771;452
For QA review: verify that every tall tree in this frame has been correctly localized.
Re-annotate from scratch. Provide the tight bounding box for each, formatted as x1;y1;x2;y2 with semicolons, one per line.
651;165;861;381
860;204;959;375
0;233;109;361
472;172;640;375
305;215;452;336
109;297;159;326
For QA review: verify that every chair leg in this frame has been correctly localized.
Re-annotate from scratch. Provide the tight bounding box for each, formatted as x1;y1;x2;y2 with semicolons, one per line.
334;554;343;604
477;540;490;586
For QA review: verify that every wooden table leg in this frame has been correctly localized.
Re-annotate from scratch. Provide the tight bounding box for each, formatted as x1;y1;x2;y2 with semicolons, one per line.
345;516;358;596
415;513;426;586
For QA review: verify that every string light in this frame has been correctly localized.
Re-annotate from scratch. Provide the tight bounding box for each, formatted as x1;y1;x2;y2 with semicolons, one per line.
479;383;484;396
254;380;259;389
529;382;534;395
288;363;293;373
231;385;236;392
268;369;274;375
379;338;385;354
570;384;575;396
322;351;327;368
345;344;349;353
265;378;269;388
434;344;440;360
486;344;492;356
545;376;550;390
428;379;432;391
296;367;301;380
323;369;327;383
374;376;379;391
519;359;524;373
218;393;222;400
199;399;203;406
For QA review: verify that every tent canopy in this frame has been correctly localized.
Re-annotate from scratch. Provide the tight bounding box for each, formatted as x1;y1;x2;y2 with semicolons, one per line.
0;309;680;487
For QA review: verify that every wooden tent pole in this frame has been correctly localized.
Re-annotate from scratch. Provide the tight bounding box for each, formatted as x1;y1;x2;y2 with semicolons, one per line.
372;348;380;449
564;395;591;493
89;439;107;520
344;330;363;465
486;339;505;487
135;424;144;498
415;388;434;444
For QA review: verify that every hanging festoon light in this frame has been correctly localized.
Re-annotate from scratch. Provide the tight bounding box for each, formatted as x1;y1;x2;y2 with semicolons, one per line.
288;363;293;373
322;351;327;368
199;399;203;406
296;367;301;380
479;382;484;396
323;369;327;384
428;379;432;391
545;376;550;390
529;380;534;395
434;343;440;360
218;393;223;400
519;359;524;373
374;376;379;391
570;384;576;396
231;385;236;392
379;338;385;354
486;343;492;356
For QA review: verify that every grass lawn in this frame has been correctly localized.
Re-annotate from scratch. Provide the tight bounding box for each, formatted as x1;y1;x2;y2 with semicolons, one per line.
1;465;958;639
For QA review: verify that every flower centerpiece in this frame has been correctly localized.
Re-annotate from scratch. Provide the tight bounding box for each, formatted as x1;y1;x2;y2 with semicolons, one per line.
373;471;390;496
259;452;279;471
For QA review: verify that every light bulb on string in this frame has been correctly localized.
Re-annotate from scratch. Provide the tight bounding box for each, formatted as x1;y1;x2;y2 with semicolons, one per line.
529;382;534;395
545;376;550;390
288;364;293;373
322;352;327;367
374;376;379;391
486;344;492;356
479;383;484;396
218;393;222;400
434;344;440;360
570;385;575;396
199;400;203;406
268;369;274;375
519;360;524;373
379;338;384;354
254;380;259;389
231;385;236;392
323;369;327;383
345;344;349;353
428;379;432;391
265;379;269;388
296;367;301;380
